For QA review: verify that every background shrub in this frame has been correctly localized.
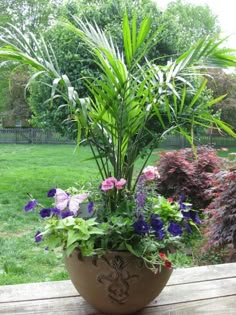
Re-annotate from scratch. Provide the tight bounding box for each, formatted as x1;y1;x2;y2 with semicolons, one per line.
156;146;222;210
204;169;236;261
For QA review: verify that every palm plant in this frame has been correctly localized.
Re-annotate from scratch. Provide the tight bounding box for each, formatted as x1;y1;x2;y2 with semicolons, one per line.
0;14;235;193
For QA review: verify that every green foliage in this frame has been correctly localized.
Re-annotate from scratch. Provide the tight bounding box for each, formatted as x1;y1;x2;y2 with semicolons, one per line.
0;67;10;115
162;0;220;53
0;144;97;285
0;0;61;127
0;0;59;33
25;177;201;271
28;0;221;135
44;217;104;256
1;144;235;284
0;13;235;188
28;0;162;135
0;11;236;277
207;70;236;130
1;67;31;127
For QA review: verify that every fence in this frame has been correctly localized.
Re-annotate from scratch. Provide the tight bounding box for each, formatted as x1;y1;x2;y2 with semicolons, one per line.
0;128;74;144
160;134;236;148
0;128;236;148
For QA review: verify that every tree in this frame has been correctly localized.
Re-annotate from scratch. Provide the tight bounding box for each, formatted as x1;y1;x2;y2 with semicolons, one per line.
0;14;235;183
0;0;61;127
0;0;60;33
28;0;163;135
28;0;220;136
206;69;236;130
1;68;31;127
161;0;220;54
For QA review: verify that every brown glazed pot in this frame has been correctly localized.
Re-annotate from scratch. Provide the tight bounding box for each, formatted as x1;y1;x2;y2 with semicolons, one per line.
65;250;173;315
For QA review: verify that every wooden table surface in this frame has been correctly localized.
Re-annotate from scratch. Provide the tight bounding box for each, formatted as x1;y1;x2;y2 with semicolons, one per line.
0;263;236;315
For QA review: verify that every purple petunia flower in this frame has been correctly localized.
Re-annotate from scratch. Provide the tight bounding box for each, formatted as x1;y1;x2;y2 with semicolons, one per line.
178;194;185;203
179;201;193;210
181;210;192;219
61;210;74;219
47;188;56;197
190;211;201;224
184;223;192;233
150;214;164;231
136;192;146;208
39;208;52;218
155;229;165;240
51;207;60;215
168;222;182;236
133;217;150;235
35;231;42;243
24;199;38;212
87;201;94;213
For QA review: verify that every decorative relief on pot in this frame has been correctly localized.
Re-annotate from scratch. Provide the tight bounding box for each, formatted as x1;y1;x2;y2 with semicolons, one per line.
97;255;140;304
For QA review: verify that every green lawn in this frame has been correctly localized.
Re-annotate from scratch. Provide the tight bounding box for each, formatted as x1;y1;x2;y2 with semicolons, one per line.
0;144;234;285
0;144;160;285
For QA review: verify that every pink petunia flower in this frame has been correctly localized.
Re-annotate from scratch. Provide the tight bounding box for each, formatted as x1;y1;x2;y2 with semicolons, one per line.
115;178;127;190
142;166;160;180
101;177;117;191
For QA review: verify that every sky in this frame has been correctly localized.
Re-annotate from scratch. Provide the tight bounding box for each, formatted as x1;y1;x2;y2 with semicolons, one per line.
154;0;236;49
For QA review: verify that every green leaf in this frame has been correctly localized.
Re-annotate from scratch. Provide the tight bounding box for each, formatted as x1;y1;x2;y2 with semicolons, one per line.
66;243;79;257
136;17;151;49
123;13;132;68
67;230;80;248
125;243;141;257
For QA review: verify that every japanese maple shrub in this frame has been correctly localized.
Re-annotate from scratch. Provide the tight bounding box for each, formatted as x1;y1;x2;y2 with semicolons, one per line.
156;146;222;210
204;170;236;261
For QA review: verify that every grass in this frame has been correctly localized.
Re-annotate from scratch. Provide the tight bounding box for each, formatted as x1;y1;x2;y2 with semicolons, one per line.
0;143;160;285
0;144;234;285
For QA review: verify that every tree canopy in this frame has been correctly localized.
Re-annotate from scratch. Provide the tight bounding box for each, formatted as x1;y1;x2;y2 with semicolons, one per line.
26;0;222;136
1;12;235;184
162;0;220;53
0;0;60;126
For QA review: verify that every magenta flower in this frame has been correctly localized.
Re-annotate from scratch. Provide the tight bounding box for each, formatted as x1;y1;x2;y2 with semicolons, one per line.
115;178;126;190
142;166;160;180
101;177;117;191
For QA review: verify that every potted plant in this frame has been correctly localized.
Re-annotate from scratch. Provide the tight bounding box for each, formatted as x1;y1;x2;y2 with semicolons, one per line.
1;12;236;315
24;167;201;314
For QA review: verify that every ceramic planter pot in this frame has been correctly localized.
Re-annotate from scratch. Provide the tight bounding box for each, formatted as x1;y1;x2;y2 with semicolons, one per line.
65;250;172;315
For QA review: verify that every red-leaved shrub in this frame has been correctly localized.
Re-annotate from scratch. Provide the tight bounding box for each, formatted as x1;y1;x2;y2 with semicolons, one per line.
204;170;236;261
156;146;222;210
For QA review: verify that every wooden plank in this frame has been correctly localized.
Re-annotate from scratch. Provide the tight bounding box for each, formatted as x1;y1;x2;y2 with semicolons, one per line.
156;277;236;306
139;296;236;315
0;292;236;315
168;263;236;285
0;281;78;303
0;277;235;312
0;263;235;303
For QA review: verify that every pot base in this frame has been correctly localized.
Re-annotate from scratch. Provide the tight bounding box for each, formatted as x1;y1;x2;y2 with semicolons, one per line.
65;251;172;314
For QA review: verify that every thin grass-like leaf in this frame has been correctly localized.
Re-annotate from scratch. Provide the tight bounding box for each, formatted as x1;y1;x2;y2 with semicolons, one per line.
123;14;132;68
